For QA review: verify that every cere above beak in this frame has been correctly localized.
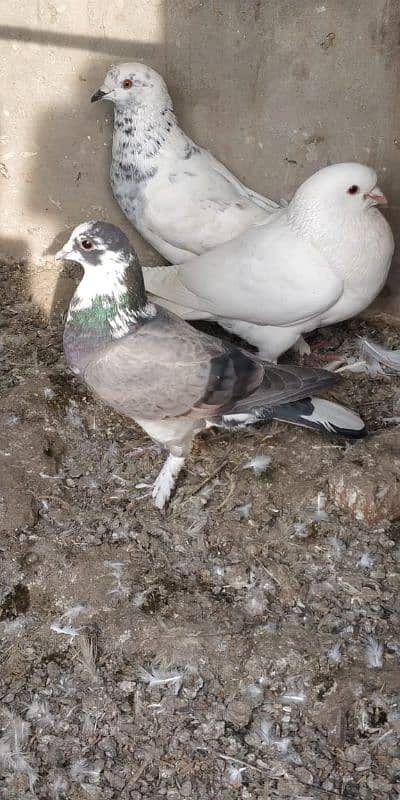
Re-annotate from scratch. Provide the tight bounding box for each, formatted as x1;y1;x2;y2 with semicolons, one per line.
91;88;108;103
364;189;388;206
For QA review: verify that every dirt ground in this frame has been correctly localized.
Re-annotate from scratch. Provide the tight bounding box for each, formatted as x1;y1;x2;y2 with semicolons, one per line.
1;262;400;800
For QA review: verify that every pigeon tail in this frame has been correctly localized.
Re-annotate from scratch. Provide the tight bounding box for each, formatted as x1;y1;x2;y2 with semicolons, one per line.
263;397;366;438
221;397;366;438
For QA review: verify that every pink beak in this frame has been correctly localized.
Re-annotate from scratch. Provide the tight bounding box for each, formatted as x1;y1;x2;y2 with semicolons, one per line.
365;189;388;206
55;247;71;261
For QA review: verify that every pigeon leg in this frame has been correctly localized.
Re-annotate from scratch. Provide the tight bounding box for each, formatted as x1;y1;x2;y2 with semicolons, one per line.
152;453;186;509
292;335;311;357
135;418;197;510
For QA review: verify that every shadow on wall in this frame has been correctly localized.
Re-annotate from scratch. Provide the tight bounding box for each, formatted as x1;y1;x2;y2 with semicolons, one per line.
31;57;135;324
0;25;166;322
0;118;27;265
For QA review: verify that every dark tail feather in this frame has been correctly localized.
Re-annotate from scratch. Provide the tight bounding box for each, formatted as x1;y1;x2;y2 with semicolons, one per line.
221;396;366;438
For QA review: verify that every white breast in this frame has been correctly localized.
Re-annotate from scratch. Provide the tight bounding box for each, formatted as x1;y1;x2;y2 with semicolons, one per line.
310;208;394;325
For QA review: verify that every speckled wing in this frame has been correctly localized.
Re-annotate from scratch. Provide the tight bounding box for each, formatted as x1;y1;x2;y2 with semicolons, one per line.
82;308;265;421
139;147;278;260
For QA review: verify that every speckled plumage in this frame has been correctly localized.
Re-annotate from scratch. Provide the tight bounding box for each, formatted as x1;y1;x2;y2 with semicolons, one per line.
91;62;279;263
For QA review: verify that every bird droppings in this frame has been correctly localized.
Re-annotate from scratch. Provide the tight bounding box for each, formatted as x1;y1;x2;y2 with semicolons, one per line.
1;263;400;798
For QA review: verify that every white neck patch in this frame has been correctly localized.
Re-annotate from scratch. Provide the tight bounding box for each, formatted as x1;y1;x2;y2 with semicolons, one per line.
108;302;157;339
71;252;128;312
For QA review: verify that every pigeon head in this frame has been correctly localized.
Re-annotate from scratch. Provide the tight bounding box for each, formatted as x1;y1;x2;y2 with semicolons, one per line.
58;222;151;320
91;63;171;110
290;163;387;218
55;221;136;269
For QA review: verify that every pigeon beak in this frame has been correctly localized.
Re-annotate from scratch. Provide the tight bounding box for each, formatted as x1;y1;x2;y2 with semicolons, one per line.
91;88;109;103
364;188;388;206
55;247;72;261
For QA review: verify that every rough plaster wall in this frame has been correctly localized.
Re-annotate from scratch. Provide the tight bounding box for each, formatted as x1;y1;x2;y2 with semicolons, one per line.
0;0;399;320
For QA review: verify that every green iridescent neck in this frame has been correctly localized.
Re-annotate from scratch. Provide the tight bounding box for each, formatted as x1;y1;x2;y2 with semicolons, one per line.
69;292;131;331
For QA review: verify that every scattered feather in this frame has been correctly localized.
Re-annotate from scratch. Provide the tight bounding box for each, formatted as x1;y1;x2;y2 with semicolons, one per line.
26;699;53;725
51;772;69;798
5;414;20;426
76;635;99;683
327;642;342;666
60;602;87;621
365;636;384;668
104;560;130;597
136;665;184;694
2;618;25;635
237;501;252;520
274;736;291;754
259;716;274;745
243;683;264;705
66;399;86;431
358;552;373;569
0;708;38;790
279;691;306;705
329;536;346;559
313;491;329;521
226;764;245;787
293;521;312;538
335;357;373;374
243;454;272;476
213;565;225;579
51;622;81;638
258;716;290;753
359;337;400;373
245;591;267;617
70;758;102;781
44;387;55;400
131;588;152;608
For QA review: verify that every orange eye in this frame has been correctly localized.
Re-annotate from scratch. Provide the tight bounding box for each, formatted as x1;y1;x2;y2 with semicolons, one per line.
122;79;133;89
81;239;94;250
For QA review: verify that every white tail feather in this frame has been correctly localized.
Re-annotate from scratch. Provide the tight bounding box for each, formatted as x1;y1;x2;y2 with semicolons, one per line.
270;397;365;436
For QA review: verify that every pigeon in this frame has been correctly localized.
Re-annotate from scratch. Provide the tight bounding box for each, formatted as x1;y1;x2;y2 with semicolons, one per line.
57;221;365;510
142;162;394;361
90;62;279;263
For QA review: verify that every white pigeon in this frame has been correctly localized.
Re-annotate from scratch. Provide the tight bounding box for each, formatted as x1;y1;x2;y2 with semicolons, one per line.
91;62;279;263
57;222;365;510
141;163;394;361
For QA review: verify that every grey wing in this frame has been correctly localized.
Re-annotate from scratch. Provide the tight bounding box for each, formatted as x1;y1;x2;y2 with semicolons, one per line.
83;310;264;421
230;363;339;413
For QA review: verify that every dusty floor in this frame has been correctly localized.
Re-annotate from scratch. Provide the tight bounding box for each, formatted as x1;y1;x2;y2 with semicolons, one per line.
1;262;400;800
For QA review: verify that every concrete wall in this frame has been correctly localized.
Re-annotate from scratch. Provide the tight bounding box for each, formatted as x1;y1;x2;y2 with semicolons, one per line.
1;0;399;320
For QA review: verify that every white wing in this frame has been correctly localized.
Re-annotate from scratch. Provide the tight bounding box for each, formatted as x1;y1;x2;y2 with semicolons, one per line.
139;145;278;260
203;148;279;212
144;213;344;328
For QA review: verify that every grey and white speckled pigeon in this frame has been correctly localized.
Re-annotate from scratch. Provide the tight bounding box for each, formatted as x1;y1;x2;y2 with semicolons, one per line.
142;163;394;361
57;222;365;509
91;62;279;263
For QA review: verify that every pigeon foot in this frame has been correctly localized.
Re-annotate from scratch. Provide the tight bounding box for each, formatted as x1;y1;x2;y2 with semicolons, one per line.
152;454;185;509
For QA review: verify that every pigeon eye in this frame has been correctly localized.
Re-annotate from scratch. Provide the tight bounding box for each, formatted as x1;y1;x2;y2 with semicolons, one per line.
122;79;133;90
80;239;94;250
347;185;359;195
